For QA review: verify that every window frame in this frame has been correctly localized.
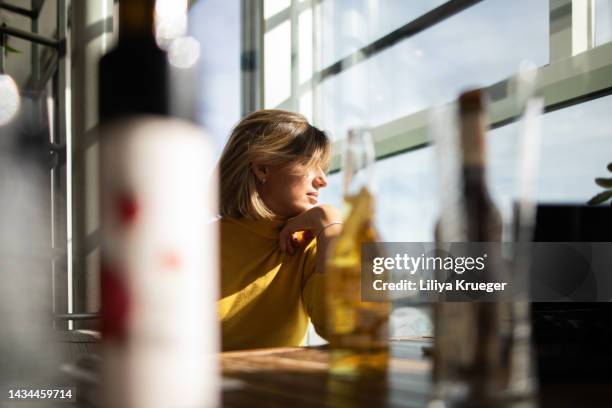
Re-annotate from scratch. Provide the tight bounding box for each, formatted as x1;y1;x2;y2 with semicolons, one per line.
254;0;612;173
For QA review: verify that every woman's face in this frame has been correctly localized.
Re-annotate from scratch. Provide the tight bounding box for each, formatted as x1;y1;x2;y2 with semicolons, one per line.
255;161;328;218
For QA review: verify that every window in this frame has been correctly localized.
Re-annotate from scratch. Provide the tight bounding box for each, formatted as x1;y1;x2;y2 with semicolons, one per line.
256;0;612;341
190;0;241;155
595;0;612;46
319;0;549;142
319;0;449;67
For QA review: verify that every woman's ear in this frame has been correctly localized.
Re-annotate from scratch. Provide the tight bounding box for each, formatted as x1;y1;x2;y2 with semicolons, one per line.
250;162;269;183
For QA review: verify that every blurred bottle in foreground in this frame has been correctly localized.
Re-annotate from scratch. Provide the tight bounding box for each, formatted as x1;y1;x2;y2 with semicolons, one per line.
0;95;60;402
432;89;537;406
99;1;218;407
432;89;503;405
325;128;389;376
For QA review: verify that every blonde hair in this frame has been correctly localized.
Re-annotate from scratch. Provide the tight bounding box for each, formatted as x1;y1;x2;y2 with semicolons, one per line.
218;109;331;219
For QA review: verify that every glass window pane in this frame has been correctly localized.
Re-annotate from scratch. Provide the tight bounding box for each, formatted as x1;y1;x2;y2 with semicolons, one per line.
264;0;290;19
189;0;240;157
320;94;612;243
264;20;292;108
488;94;612;206
319;171;343;209
299;8;314;84
318;0;549;142
596;0;612;46
320;0;449;68
299;90;313;122
320;146;439;241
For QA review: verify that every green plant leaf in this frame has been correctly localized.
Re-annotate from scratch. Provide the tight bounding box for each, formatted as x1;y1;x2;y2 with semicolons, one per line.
587;189;612;205
595;178;612;188
5;45;21;54
608;162;612;173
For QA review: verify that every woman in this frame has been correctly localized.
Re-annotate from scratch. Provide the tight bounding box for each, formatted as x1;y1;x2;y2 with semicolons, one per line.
217;109;342;351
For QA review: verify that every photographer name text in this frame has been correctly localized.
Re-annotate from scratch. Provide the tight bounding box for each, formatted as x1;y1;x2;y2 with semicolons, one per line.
372;279;508;293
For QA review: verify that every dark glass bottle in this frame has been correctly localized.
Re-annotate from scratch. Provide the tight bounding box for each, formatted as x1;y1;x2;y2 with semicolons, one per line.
433;89;506;404
99;0;168;121
458;90;504;400
458;89;502;241
98;2;219;407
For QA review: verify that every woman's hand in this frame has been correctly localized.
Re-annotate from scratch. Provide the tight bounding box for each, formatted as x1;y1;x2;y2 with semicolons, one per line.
279;204;342;255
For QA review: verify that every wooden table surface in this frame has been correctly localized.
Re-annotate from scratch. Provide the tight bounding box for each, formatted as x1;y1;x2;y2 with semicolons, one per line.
220;337;610;408
221;337;431;408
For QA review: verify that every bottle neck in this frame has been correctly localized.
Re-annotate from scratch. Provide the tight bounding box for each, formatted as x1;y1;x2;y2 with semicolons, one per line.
460;109;491;199
100;0;168;121
342;128;375;198
118;0;156;44
458;91;496;213
460;109;487;167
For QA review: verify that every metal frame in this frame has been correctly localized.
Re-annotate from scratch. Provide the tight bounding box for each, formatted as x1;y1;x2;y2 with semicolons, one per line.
0;0;62;50
54;313;99;321
1;0;78;327
241;0;264;115
0;30;5;72
289;0;299;113
0;24;61;49
0;1;41;19
56;0;73;330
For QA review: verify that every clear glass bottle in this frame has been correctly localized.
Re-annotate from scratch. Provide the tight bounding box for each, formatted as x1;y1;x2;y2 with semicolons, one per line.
325;128;389;376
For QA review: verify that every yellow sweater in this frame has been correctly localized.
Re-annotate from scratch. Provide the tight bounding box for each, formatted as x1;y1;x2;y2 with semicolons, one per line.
217;217;327;351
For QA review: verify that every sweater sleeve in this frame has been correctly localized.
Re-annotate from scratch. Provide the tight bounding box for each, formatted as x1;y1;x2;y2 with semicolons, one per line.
300;239;329;340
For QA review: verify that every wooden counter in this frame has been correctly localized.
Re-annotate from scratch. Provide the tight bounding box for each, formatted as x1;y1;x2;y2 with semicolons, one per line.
220;337;610;408
221;337;430;407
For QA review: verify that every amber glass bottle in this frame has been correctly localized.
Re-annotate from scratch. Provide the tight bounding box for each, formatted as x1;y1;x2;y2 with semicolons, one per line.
325;128;389;376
